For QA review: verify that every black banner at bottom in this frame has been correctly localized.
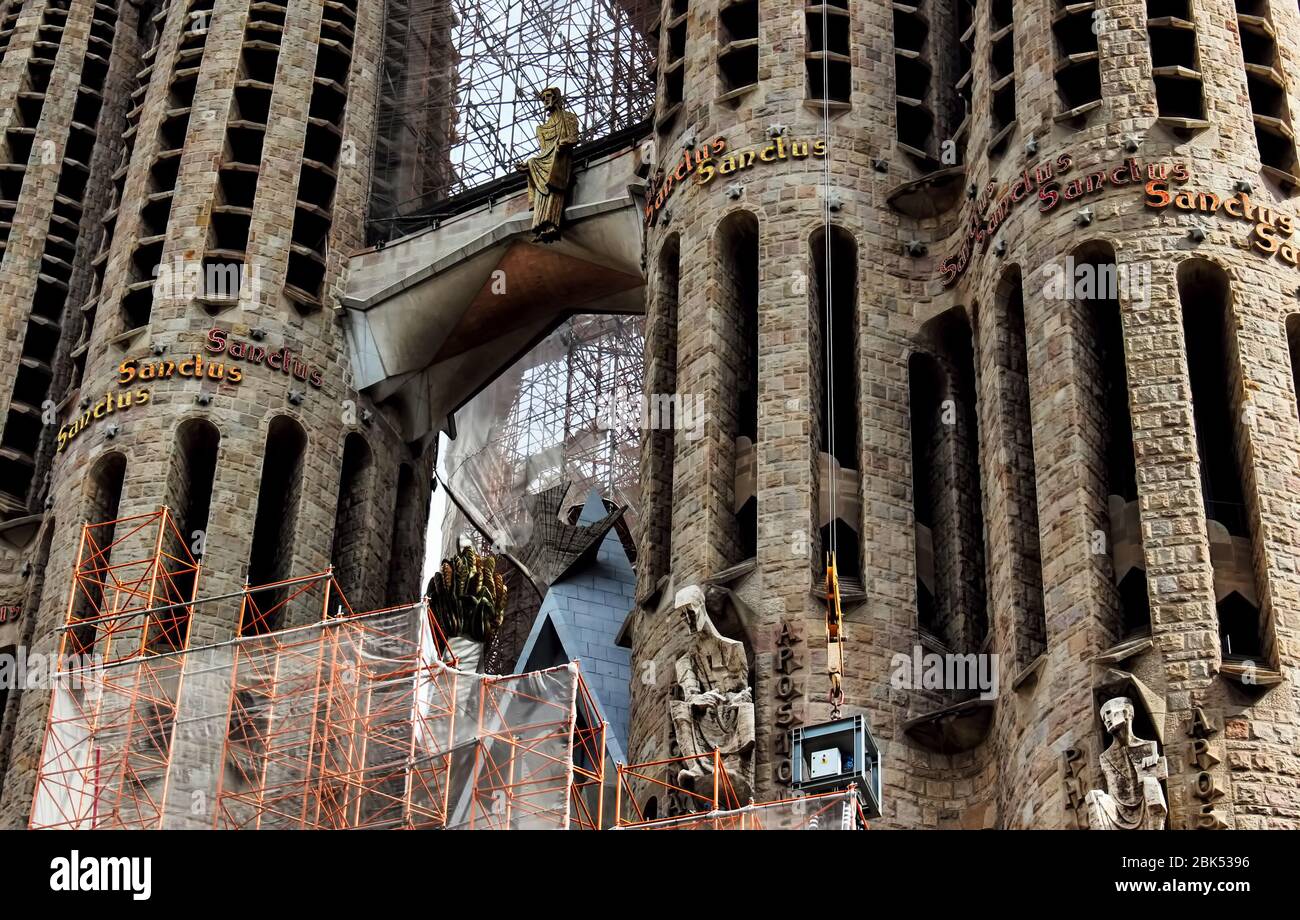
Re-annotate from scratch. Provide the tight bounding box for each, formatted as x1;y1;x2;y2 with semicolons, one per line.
1;829;1281;907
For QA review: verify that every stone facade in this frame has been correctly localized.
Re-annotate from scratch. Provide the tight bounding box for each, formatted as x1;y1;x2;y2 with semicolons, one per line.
627;0;1300;828
0;0;430;828
1;0;1298;833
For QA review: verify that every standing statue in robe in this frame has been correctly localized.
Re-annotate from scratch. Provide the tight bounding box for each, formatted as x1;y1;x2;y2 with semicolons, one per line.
1084;697;1169;830
668;586;755;804
518;87;580;242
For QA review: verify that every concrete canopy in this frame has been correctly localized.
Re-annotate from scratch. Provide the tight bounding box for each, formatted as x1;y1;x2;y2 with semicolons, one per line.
342;146;648;446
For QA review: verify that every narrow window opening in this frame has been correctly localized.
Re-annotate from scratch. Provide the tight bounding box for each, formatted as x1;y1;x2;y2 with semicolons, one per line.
285;1;357;313
385;463;422;606
988;0;1016;155
122;0;216;331
1179;261;1265;660
812;226;860;581
1081;252;1149;638
950;0;976;163
646;236;680;585
909;354;941;638
1052;0;1101;121
658;0;688;134
908;315;988;652
169;418;219;624
997;271;1046;664
1236;0;1298;189
245;417;307;634
718;213;759;563
331;433;373;605
890;0;930;162
807;0;851;105
71;453;127;655
718;0;757;97
207;1;288;278
1146;0;1206;128
940;313;988;650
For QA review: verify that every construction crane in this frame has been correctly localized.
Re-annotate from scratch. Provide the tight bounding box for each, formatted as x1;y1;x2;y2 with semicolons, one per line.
826;551;845;719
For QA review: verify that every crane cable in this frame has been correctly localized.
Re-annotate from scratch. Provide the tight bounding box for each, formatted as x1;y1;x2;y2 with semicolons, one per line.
819;4;845;721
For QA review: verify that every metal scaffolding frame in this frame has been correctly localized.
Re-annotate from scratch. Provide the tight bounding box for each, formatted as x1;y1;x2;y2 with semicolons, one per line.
30;508;608;830
30;510;868;831
369;0;656;238
613;752;870;830
440;313;644;559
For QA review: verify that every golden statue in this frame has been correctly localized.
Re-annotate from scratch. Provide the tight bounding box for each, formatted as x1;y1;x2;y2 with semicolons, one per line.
518;87;580;242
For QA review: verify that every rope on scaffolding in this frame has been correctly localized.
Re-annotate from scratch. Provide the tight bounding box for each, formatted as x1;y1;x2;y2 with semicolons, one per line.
819;6;845;720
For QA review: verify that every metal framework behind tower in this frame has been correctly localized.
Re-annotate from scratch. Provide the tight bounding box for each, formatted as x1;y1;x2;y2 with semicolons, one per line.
440;314;644;558
369;0;655;239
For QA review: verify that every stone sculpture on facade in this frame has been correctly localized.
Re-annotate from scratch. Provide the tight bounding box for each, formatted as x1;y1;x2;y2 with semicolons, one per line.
668;586;755;804
518;87;580;242
426;535;509;673
1084;697;1169;830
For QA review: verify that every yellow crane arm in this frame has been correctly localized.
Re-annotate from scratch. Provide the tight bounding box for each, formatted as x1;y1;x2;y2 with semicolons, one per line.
825;551;845;716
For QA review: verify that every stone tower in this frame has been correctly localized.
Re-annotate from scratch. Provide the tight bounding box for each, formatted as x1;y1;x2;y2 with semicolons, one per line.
0;0;431;827
627;0;1300;828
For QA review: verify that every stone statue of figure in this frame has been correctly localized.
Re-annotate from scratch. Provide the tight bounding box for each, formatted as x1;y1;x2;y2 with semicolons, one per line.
1084;697;1169;830
518;87;580;242
668;586;755;805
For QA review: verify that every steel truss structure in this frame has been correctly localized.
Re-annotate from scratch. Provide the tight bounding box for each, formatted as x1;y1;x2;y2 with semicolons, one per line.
370;0;656;236
441;313;644;559
30;508;607;830
613;753;871;830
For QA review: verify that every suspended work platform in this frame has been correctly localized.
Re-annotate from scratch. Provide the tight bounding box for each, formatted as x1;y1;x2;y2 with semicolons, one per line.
613;752;869;830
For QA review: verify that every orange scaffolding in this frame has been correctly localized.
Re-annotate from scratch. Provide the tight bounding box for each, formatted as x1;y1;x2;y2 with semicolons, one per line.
31;507;608;830
613;752;870;830
59;506;200;664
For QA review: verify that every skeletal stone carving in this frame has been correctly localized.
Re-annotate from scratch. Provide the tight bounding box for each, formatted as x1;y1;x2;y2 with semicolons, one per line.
668;585;755;803
1084;697;1169;830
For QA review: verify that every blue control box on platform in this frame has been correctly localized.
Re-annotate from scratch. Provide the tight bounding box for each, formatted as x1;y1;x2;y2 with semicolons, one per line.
789;715;882;819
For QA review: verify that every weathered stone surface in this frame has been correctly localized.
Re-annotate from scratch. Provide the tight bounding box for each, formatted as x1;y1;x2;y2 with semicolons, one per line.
0;0;428;828
631;0;1300;829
